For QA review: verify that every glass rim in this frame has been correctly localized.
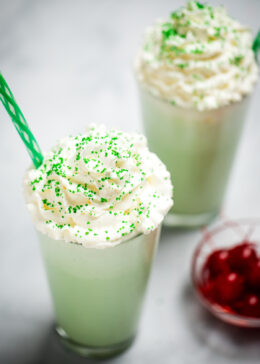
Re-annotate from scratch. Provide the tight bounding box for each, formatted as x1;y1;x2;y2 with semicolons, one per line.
136;79;252;113
37;225;160;250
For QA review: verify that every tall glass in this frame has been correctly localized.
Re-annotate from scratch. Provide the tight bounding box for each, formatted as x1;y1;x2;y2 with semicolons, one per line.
138;86;251;227
38;227;160;358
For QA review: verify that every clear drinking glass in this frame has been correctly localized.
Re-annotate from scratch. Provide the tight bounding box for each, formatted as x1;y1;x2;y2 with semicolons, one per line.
138;86;251;227
38;227;160;358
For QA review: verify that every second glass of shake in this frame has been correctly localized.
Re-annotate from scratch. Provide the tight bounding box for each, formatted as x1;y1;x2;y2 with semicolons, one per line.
135;1;259;227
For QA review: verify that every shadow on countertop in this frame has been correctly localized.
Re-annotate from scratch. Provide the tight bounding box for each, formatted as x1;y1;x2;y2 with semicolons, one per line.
36;326;125;364
180;282;260;361
0;322;129;364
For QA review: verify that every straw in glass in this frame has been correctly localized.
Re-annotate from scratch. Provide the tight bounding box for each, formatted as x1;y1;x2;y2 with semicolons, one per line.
0;73;43;168
253;30;260;62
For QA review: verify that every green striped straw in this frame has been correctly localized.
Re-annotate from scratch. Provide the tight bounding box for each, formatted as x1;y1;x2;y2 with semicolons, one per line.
0;73;43;169
253;30;260;63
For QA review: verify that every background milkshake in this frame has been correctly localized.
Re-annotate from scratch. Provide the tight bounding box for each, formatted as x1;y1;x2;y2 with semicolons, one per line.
135;1;259;227
23;124;173;357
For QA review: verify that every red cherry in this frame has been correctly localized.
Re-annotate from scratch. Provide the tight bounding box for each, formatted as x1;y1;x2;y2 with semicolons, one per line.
237;294;260;318
199;281;215;302
203;249;230;279
228;242;257;272
213;272;244;304
247;260;260;290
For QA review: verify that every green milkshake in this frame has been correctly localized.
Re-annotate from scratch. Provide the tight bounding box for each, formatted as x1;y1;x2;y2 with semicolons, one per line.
135;1;259;227
23;124;173;357
38;228;159;356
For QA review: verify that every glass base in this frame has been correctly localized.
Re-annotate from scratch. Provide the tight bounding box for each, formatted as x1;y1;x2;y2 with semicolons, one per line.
164;210;218;228
56;326;135;359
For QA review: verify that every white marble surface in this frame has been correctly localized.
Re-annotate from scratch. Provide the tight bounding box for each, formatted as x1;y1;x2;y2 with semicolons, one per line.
0;0;260;363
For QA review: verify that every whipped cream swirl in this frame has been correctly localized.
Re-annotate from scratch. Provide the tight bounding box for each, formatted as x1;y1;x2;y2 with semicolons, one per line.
24;125;173;247
135;1;259;110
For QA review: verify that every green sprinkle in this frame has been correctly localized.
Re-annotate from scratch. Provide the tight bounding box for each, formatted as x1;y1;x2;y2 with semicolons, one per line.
177;63;189;69
170;11;183;20
214;27;221;38
195;2;205;9
230;55;244;66
162;27;178;40
190;48;203;55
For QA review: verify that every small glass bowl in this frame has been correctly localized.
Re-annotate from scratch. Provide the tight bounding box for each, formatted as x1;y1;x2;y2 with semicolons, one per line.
191;218;260;327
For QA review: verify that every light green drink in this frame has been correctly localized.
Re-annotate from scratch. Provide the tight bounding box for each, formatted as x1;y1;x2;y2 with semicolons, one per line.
135;1;258;227
139;88;250;226
38;228;159;357
24;125;173;357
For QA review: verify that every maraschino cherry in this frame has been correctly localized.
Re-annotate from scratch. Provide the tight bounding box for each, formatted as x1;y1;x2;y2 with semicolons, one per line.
236;294;260;317
228;242;257;272
203;249;230;278
198;241;260;318
248;260;260;290
213;272;244;304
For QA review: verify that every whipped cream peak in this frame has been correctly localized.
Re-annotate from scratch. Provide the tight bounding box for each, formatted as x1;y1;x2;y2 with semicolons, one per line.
135;1;258;111
24;124;173;247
